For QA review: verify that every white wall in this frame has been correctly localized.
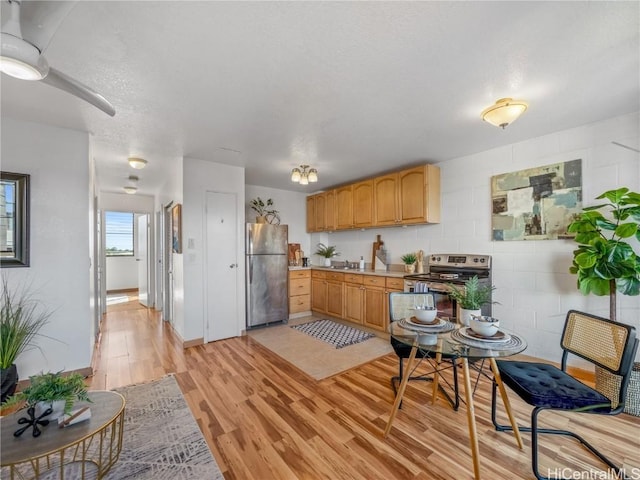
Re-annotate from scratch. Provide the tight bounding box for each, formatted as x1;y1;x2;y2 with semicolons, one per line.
313;112;640;364
245;185;309;254
183;158;245;342
101;193;155;292
1;118;93;377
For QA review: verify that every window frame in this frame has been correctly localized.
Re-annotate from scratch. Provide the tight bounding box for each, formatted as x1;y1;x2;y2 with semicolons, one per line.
104;210;135;257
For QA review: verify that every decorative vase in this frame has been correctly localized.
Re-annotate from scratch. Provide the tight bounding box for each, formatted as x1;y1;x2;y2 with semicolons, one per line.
256;215;266;224
35;400;66;421
0;364;18;404
459;308;481;327
405;264;415;274
324;258;331;267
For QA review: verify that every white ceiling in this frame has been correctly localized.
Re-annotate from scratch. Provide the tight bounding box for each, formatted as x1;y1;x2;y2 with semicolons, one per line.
2;1;639;196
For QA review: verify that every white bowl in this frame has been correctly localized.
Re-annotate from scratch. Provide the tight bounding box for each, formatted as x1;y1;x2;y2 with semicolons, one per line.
469;316;500;337
413;307;437;323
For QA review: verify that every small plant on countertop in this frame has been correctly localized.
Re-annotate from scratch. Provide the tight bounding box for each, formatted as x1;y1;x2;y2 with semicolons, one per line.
315;243;340;258
401;253;417;265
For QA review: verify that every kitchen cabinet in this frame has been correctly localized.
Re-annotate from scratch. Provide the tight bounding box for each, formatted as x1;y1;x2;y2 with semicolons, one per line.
311;270;327;313
353;180;373;228
326;271;345;318
336;185;354;230
306;195;315;233
373;165;441;226
344;280;364;324
289;269;311;317
314;193;326;231
362;276;386;331
325;189;336;231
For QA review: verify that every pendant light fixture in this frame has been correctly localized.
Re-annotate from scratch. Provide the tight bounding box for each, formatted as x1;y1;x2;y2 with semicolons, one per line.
291;165;318;185
481;98;528;129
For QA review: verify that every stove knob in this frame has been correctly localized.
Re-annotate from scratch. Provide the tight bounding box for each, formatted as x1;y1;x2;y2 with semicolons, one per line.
473;258;479;263
480;258;486;263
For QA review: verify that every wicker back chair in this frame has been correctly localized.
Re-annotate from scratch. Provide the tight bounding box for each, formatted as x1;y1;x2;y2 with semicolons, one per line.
491;310;638;480
389;292;460;410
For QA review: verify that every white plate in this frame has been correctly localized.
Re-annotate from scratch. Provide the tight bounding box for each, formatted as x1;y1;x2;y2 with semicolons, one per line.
458;326;511;343
405;317;447;329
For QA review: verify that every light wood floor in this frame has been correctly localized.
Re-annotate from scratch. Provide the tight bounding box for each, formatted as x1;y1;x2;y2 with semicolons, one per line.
90;299;640;480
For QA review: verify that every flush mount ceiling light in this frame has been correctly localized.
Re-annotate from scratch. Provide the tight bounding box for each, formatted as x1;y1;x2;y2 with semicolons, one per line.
481;98;528;129
291;164;318;185
123;175;138;194
128;157;147;169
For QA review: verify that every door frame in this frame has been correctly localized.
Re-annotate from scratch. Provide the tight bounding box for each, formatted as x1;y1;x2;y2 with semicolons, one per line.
162;202;174;324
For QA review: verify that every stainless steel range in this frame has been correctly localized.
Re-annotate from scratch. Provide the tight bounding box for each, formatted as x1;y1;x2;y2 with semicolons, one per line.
404;254;492;322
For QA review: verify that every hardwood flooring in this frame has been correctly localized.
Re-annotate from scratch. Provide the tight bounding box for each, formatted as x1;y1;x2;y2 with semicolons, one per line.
90;299;640;480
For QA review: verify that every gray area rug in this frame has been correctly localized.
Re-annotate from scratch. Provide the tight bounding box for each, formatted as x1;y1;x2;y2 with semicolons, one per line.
105;375;224;480
292;319;376;349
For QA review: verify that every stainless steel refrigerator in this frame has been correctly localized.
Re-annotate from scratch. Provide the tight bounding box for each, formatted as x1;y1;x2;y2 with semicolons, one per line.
245;223;288;328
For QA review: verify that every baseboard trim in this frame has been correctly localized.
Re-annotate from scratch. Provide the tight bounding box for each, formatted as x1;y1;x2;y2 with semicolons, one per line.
16;366;94;389
106;288;138;294
183;338;204;348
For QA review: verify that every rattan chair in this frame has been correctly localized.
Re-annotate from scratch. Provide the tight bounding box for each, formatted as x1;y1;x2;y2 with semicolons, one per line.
491;310;639;480
389;292;460;409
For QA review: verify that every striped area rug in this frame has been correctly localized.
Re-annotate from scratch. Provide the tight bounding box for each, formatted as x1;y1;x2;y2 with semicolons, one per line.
292;319;376;349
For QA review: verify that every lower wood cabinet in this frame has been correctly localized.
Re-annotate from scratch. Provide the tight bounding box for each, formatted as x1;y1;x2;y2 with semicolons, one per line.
311;270;327;314
289;269;311;317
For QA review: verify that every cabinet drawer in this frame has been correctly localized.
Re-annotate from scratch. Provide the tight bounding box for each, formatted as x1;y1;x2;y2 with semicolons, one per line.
311;270;326;279
344;273;363;284
289;295;311;313
289;269;311;280
290;278;311;296
386;277;404;290
326;271;345;282
363;275;385;287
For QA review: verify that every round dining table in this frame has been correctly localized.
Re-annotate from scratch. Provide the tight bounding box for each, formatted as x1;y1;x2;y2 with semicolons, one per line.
384;319;528;480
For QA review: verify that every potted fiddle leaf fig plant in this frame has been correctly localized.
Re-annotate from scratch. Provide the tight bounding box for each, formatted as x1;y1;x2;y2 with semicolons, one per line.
315;243;340;267
0;277;53;404
447;276;497;327
567;187;640;416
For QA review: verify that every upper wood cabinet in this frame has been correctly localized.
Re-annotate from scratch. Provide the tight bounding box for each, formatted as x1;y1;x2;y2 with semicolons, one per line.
336;185;354;230
306;195;315;233
306;164;440;232
353;180;373;228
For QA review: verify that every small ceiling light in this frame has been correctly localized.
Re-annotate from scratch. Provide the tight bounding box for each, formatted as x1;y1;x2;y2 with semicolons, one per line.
481;98;528;129
290;164;318;185
0;31;49;80
123;186;137;194
128;157;147;169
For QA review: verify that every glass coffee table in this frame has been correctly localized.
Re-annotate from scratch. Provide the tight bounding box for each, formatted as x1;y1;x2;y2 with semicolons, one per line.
384;320;527;480
1;391;125;479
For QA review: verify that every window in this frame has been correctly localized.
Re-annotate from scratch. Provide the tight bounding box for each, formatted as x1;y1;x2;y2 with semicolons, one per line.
105;211;134;256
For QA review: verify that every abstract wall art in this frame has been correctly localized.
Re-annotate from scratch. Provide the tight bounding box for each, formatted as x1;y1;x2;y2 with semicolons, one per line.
491;159;582;241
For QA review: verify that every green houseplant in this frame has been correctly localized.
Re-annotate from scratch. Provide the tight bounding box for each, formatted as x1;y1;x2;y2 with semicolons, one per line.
0;277;53;404
4;371;90;418
447;276;497;326
249;197;279;224
315;243;340;267
401;253;417;273
567;187;640;416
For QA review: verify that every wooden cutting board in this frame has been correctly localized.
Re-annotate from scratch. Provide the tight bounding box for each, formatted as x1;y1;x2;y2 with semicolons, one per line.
288;243;301;263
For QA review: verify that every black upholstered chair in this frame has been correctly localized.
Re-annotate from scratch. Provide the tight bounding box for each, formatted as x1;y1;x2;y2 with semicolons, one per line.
491;310;638;480
389;292;460;410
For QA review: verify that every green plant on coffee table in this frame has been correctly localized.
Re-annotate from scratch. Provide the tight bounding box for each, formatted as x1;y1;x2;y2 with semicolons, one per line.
4;371;90;415
315;243;340;258
401;253;417;265
447;275;497;310
567;187;640;322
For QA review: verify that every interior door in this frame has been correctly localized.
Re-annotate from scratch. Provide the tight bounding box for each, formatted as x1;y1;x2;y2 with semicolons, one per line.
206;191;238;341
137;214;149;307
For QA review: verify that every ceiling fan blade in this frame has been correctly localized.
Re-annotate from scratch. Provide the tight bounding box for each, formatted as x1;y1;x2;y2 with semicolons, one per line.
19;1;77;53
42;67;115;116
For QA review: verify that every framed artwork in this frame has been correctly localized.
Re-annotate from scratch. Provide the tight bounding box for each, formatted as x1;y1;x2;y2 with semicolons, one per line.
0;171;30;267
491;159;582;241
172;204;182;253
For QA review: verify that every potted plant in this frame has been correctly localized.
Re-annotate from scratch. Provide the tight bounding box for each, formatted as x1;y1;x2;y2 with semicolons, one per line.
567;187;640;415
0;277;53;404
4;371;90;420
249;197;279;224
447;275;497;326
401;252;418;273
315;243;340;267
